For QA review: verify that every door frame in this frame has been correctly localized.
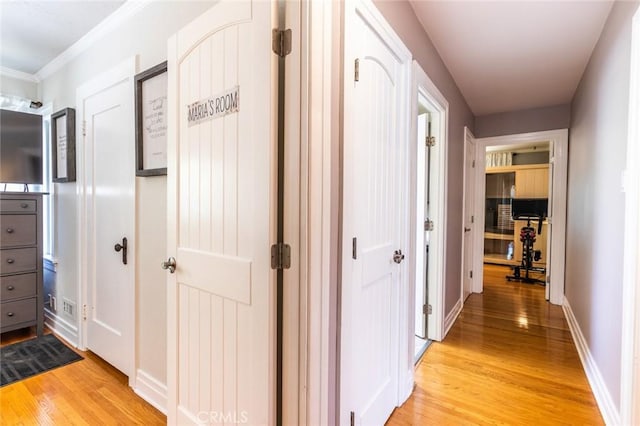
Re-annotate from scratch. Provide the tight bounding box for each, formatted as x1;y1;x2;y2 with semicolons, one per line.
471;129;569;305
76;56;137;383
409;61;448;343
461;126;476;300
621;8;640;425
296;1;342;424
282;0;304;424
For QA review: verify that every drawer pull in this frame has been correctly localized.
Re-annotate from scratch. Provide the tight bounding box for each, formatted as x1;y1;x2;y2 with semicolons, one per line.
6;228;14;234
20;203;28;209
7;312;14;317
6;258;15;264
6;285;14;291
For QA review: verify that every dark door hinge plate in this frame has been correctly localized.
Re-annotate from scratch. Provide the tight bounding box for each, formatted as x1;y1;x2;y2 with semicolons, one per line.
272;29;292;58
271;243;291;269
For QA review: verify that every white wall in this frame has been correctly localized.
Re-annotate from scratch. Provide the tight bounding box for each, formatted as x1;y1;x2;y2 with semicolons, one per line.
0;74;38;100
38;0;213;392
567;0;640;412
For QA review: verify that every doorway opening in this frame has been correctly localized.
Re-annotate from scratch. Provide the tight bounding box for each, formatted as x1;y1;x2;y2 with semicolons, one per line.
413;102;431;361
410;61;449;361
468;129;569;306
483;142;550;298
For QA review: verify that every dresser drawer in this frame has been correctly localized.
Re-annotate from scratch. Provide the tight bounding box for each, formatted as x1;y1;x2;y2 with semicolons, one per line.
1;215;36;247
1;298;36;328
0;248;37;274
0;273;37;301
0;199;37;213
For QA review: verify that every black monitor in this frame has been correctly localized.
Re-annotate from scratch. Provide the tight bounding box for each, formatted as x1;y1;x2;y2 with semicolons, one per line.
512;198;548;220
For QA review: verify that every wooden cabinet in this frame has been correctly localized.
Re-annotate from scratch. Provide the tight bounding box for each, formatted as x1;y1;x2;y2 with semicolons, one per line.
515;167;549;198
0;193;44;336
484;164;549;267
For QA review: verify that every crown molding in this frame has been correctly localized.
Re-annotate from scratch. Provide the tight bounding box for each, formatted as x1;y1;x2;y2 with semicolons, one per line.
35;0;152;81
0;66;39;83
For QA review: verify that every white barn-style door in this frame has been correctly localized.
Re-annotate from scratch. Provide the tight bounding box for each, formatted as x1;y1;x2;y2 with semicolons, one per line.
341;1;412;425
166;1;277;424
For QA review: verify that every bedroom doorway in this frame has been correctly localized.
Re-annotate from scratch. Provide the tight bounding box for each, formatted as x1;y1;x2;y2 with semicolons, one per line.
410;61;448;356
468;129;569;306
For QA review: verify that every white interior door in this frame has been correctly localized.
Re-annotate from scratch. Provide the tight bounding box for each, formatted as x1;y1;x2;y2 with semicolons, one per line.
166;1;276;424
415;112;429;339
341;1;411;424
462;128;476;302
79;58;136;378
545;146;554;301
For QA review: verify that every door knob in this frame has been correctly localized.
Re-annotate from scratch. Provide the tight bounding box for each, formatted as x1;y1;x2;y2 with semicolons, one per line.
464;227;471;232
393;249;405;264
162;257;177;273
114;237;128;265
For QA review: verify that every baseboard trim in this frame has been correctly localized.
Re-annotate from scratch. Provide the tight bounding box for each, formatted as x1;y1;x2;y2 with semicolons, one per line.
443;298;463;338
134;369;168;415
562;297;619;425
44;308;78;347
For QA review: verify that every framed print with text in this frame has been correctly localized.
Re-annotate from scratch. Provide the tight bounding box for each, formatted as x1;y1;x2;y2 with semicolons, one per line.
51;108;76;183
135;61;168;176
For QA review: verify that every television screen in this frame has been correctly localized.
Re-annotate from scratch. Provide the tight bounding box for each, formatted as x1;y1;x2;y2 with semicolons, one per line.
0;109;43;184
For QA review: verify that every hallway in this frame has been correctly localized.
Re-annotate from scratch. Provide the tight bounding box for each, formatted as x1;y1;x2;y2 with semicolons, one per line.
387;264;603;425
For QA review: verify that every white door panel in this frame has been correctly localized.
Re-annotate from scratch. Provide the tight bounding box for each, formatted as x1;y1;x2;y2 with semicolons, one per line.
463;128;476;302
342;1;411;424
362;243;394;285
415;112;428;338
81;62;135;378
167;1;276;424
545;159;553;300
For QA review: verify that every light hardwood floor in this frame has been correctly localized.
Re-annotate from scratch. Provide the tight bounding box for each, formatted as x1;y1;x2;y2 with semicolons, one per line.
387;264;603;425
0;328;165;425
1;265;602;425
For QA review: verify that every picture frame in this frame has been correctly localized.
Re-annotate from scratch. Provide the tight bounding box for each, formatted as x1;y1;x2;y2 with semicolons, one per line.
51;108;76;183
135;61;168;176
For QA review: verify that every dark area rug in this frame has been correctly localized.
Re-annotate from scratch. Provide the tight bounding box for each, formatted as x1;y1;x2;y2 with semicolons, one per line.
1;334;83;387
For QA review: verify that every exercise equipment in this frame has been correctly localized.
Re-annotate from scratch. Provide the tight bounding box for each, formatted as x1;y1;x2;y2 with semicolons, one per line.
506;199;548;285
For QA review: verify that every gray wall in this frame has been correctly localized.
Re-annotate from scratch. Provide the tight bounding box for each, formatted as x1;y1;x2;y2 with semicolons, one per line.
475;104;571;138
567;1;639;411
39;0;213;391
374;0;475;316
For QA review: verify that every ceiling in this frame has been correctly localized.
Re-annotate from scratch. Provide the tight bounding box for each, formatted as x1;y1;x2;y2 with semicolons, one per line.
0;0;124;75
0;1;615;117
410;1;614;116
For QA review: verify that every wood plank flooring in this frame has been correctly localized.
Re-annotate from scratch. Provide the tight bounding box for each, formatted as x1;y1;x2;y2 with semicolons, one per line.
0;328;165;425
387;264;603;425
0;265;602;425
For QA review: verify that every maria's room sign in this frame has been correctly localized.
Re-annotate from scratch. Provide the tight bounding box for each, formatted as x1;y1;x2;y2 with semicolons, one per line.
187;86;239;126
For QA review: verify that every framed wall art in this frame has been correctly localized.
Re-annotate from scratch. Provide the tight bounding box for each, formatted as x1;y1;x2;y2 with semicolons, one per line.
135;61;168;176
51;107;76;183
